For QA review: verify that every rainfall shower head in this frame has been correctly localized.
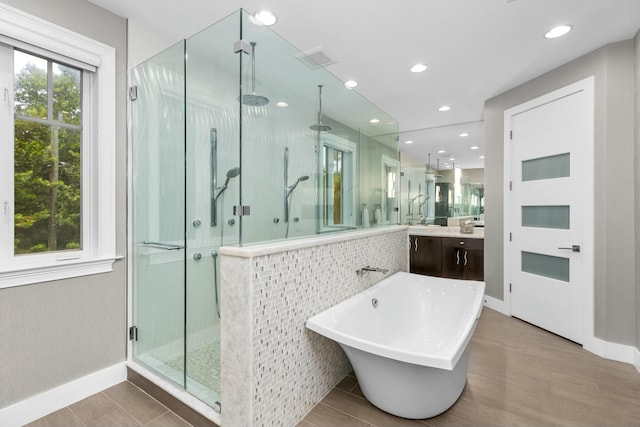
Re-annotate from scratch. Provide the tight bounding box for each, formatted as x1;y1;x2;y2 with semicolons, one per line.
309;84;332;132
309;123;332;132
241;42;269;107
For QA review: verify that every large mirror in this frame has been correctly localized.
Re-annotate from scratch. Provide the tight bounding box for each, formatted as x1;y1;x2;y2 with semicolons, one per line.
398;121;484;226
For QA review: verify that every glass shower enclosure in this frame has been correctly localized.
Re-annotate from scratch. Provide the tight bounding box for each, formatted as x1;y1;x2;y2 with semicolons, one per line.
130;9;398;414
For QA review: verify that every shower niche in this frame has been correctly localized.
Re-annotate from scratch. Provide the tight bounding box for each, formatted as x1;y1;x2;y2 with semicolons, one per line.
130;8;398;419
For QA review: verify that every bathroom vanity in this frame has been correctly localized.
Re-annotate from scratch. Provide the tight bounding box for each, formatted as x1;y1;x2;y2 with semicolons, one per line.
409;226;484;281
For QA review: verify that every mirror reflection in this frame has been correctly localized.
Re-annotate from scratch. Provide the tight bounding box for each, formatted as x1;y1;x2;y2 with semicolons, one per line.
398;121;484;226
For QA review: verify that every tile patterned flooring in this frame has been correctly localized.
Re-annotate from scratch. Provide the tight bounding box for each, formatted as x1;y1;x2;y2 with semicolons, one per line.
297;308;640;427
26;381;193;427
29;308;640;427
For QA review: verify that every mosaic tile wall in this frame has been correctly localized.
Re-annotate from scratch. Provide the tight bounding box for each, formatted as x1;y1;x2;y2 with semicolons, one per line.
220;228;408;427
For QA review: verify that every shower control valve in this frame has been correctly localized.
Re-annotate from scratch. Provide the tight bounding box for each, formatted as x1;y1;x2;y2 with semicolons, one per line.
192;219;202;228
228;219;235;226
193;252;202;260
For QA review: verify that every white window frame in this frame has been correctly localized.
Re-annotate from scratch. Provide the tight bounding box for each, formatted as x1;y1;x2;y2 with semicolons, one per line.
0;3;117;288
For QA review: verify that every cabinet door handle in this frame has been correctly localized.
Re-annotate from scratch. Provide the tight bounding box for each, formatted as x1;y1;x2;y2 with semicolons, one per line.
456;250;460;265
464;250;468;266
414;238;418;251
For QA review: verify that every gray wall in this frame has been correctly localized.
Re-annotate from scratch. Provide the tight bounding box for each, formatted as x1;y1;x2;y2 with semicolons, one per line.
484;40;637;345
635;30;640;351
0;0;127;408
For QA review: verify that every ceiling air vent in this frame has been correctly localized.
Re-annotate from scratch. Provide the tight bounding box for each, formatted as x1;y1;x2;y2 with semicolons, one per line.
296;47;336;69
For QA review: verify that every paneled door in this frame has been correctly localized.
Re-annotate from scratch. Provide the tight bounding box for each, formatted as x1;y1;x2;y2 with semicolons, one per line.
506;78;594;343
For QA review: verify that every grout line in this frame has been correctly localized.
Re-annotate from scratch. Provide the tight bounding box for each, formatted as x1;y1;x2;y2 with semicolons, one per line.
64;407;87;427
98;390;148;427
318;393;377;427
318;402;376;427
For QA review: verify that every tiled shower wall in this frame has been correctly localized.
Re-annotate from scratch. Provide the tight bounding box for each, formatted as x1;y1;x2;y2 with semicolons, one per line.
220;227;408;427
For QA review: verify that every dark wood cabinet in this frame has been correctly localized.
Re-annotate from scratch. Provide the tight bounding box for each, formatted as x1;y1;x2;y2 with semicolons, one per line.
409;235;442;276
409;235;484;281
441;237;484;281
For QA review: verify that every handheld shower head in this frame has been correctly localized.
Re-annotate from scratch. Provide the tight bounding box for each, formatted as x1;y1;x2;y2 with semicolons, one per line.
286;175;309;198
226;167;241;179
214;167;240;201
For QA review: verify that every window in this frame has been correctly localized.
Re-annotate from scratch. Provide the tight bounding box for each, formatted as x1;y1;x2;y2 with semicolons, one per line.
0;3;116;288
320;135;356;229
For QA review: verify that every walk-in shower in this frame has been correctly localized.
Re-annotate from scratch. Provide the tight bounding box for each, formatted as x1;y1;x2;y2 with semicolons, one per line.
129;8;399;424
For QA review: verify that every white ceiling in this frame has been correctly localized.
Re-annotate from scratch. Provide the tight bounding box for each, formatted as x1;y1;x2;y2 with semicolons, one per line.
89;0;640;169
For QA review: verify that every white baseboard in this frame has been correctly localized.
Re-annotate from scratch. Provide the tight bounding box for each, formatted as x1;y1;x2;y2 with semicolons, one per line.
0;362;127;427
633;348;640;374
483;295;509;315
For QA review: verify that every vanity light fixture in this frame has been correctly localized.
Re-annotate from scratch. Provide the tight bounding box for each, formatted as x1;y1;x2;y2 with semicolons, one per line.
410;63;428;73
253;10;277;26
438;105;451;112
370;118;380;124
276;101;288;107
545;24;572;39
344;80;358;89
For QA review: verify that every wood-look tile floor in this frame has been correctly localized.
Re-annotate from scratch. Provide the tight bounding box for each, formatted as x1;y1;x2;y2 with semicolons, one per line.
28;308;640;427
26;381;193;427
298;308;640;427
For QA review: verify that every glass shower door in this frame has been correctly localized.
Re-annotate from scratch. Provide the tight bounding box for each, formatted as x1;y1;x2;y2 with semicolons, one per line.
131;41;187;388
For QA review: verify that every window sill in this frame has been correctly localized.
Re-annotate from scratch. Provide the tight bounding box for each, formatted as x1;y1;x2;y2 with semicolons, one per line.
0;256;123;289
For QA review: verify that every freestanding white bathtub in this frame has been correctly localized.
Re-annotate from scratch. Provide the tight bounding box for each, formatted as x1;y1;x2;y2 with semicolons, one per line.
306;271;485;419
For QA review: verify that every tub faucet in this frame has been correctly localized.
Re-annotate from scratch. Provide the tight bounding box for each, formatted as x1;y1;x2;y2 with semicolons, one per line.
356;266;389;276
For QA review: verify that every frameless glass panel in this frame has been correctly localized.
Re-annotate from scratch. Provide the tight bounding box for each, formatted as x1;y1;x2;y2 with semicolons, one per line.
522;153;570;181
131;41;186;389
184;10;240;408
522;205;570;229
522;251;569;282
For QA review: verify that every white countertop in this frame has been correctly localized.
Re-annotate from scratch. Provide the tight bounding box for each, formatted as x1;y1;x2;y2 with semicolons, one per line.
408;225;484;239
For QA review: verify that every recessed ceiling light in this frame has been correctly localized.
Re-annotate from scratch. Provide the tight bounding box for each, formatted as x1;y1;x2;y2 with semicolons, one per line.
470;146;479;150
253;10;277;26
459;132;469;137
438;150;446;154
479;155;485;159
405;140;414;144
449;157;455;161
370;118;380;124
276;101;288;107
545;25;572;39
410;63;428;73
344;80;358;89
438;105;451;112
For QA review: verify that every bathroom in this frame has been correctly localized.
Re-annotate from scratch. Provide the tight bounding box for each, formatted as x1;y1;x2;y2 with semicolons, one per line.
2;1;640;427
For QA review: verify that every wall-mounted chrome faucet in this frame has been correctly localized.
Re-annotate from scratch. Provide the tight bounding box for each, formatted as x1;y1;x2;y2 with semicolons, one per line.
356;266;389;276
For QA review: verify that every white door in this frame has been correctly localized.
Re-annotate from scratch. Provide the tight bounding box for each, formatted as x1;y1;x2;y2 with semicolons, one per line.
506;79;593;344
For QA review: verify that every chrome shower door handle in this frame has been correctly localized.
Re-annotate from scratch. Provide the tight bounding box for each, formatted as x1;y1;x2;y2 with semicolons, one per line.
136;241;185;251
558;245;581;253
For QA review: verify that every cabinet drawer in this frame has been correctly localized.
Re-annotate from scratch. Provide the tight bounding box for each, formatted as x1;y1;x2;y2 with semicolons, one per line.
441;237;483;250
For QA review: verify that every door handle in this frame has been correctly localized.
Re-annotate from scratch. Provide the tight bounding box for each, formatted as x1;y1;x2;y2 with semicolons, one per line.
558;245;581;253
456;250;460;265
464;250;468;266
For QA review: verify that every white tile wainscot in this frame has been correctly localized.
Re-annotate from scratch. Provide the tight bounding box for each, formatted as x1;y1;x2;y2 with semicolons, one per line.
219;226;408;427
